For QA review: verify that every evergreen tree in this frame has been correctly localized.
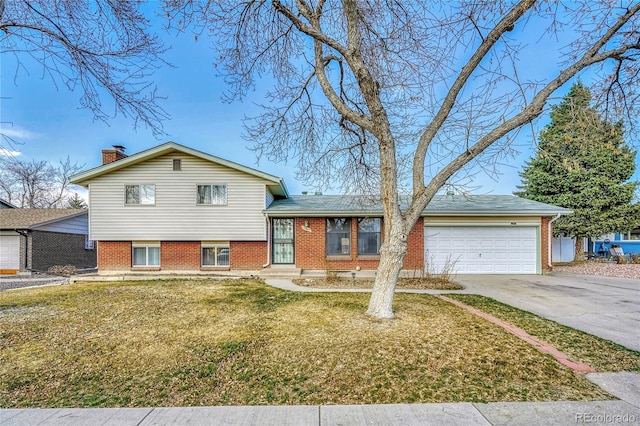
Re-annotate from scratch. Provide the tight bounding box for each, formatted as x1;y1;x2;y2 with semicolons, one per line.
516;82;639;259
67;193;88;209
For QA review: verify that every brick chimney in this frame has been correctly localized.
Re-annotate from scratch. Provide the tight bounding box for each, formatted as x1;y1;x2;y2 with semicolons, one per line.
102;145;127;165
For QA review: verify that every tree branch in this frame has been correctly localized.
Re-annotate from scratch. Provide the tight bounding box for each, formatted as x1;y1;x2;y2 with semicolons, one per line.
412;0;536;194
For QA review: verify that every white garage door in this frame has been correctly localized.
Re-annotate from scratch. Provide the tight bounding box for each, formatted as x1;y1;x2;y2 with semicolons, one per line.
0;235;21;273
424;226;538;274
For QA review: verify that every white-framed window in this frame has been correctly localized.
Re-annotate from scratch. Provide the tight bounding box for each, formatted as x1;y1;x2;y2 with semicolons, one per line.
132;242;160;266
125;184;155;205
201;242;230;267
197;184;227;205
623;229;640;240
84;235;95;250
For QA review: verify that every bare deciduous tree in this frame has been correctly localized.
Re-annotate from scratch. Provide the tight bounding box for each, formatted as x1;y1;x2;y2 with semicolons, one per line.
0;156;83;208
166;0;640;318
0;0;168;137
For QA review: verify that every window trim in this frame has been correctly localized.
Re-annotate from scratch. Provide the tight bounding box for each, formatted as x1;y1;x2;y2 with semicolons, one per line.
84;235;95;250
201;242;230;267
125;184;156;206
132;243;161;267
326;218;351;256
196;184;227;206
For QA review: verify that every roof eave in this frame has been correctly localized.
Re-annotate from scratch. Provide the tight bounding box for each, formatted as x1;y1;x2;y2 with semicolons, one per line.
29;211;88;229
70;142;288;196
265;209;572;217
422;210;572;216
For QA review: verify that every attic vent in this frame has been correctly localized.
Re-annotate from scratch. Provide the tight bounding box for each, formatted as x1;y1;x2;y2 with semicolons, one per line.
173;159;182;171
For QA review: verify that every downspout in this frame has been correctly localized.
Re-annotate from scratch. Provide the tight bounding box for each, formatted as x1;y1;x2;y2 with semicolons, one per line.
14;229;30;272
548;214;561;269
263;212;271;268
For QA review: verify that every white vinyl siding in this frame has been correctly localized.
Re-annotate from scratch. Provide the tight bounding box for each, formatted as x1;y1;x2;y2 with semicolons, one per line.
265;190;275;208
88;153;271;241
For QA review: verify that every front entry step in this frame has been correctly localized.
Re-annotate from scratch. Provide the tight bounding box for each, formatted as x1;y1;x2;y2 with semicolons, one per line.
259;266;302;278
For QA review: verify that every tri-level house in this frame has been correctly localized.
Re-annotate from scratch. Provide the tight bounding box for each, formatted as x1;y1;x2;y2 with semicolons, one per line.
70;142;571;275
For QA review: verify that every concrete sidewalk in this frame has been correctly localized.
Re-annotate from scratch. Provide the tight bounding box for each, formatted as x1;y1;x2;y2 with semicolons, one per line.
2;392;639;425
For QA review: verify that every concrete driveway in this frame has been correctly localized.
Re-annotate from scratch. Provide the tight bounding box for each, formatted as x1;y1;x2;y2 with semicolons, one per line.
454;273;640;352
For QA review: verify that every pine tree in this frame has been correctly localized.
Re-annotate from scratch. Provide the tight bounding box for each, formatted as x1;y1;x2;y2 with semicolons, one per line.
67;193;87;209
516;82;639;260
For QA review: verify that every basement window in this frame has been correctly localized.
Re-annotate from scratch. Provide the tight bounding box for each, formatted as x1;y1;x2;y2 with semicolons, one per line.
202;243;230;267
132;243;160;266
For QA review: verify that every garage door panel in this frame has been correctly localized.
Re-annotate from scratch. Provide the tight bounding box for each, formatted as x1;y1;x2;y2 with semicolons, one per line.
425;226;538;275
0;235;21;273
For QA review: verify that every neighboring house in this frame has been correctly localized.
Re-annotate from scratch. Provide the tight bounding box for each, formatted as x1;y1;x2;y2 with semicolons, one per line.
0;198;17;209
70;142;570;276
552;227;640;262
0;209;96;274
594;228;640;256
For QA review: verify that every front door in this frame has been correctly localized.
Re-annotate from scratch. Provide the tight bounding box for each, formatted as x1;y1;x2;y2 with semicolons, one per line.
272;218;295;264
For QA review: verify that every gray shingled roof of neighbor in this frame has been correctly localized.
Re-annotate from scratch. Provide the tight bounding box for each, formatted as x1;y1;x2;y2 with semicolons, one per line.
0;198;18;208
0;209;87;229
265;194;572;216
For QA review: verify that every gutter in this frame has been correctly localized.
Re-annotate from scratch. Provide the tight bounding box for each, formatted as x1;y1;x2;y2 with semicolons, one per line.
548;213;562;269
14;229;30;271
262;212;271;268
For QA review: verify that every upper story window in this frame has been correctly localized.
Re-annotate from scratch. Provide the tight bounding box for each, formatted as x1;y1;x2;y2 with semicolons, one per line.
326;218;351;255
173;159;182;171
357;217;381;255
197;184;227;205
125;184;155;205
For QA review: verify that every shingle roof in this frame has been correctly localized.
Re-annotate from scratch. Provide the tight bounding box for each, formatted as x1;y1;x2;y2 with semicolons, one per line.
0;209;87;229
266;194;571;216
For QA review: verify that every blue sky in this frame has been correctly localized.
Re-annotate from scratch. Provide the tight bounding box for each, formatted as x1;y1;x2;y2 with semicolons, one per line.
1;6;637;198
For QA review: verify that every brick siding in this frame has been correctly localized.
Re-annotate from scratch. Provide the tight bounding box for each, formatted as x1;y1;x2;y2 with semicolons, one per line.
29;230;96;272
161;241;200;270
230;241;268;269
293;217;424;271
97;241;132;271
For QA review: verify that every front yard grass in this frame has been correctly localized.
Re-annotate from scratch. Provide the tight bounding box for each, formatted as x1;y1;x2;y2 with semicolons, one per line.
446;294;640;372
0;279;627;407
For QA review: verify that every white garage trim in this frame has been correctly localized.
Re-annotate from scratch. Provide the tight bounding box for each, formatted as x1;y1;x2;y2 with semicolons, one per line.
425;224;540;275
0;234;21;274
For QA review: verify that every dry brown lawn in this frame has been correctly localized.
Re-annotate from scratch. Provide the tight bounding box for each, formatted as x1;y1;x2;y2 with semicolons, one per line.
293;276;463;290
0;279;619;407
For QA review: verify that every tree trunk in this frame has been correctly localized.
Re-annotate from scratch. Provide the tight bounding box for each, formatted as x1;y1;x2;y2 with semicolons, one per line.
574;237;584;261
365;231;408;319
